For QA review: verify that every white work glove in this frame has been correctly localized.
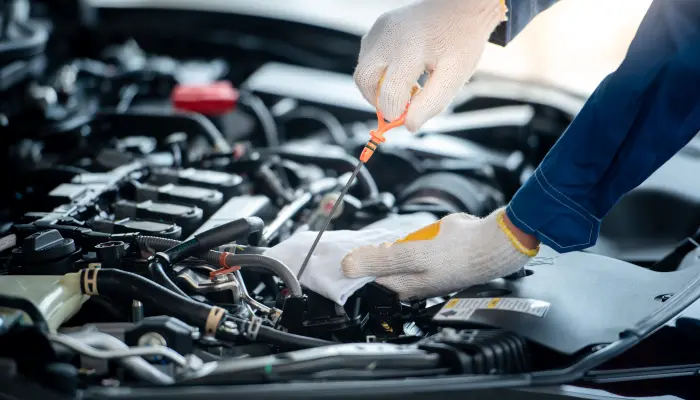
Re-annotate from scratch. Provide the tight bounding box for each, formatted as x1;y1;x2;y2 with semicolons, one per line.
354;0;507;132
342;207;538;300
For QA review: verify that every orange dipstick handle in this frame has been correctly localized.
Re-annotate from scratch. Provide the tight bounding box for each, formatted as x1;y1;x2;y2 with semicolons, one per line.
359;83;419;163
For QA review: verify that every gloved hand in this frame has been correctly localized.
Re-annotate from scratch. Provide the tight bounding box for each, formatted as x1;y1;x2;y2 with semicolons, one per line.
342;207;538;300
354;0;507;132
262;213;438;305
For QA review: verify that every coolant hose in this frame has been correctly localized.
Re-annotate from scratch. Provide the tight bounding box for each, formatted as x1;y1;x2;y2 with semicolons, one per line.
137;236;302;296
74;269;331;349
77;268;218;334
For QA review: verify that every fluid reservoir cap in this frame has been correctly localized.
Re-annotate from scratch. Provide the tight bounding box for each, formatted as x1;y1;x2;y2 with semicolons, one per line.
16;229;77;263
171;81;239;116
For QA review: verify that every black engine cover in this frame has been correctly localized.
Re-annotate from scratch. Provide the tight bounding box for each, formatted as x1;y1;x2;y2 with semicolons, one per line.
432;246;700;355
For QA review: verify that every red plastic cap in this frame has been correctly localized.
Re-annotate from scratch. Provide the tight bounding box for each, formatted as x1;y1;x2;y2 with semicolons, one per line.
171;81;239;116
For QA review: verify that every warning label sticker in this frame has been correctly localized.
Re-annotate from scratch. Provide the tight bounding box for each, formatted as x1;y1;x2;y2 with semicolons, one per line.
433;297;550;321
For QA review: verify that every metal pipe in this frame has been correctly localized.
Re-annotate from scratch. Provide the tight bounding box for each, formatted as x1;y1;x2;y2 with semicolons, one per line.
60;330;175;385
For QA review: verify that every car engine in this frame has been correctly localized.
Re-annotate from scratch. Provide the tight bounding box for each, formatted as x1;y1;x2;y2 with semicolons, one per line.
3;3;700;399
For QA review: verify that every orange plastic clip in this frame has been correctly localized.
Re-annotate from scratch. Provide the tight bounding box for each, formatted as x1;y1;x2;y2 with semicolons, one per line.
359;82;419;163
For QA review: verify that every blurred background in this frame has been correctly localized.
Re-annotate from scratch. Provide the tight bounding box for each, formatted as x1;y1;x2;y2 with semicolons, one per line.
477;0;653;94
94;0;654;94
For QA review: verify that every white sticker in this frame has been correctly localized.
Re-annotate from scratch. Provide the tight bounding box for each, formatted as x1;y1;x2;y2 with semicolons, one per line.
433;297;550;321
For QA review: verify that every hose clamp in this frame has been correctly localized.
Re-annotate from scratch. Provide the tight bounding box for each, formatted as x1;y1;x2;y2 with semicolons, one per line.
245;315;262;341
204;306;226;337
82;268;100;295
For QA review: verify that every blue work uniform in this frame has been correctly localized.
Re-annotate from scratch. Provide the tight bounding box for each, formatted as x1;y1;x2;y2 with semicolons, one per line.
488;0;700;253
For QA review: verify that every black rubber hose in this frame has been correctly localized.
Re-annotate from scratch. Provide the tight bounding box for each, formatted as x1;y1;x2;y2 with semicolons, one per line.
257;325;332;348
79;268;213;329
78;268;333;349
160;216;265;266
194;216;264;250
159;239;199;266
223;316;333;349
147;260;189;298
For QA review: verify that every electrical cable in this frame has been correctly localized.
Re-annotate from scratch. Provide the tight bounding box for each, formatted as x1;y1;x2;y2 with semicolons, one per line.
48;332;188;368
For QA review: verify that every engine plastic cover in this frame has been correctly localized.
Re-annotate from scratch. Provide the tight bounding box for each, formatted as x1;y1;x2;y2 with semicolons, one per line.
432;246;700;355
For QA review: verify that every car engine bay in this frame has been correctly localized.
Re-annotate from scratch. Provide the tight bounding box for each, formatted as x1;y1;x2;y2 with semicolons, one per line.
3;2;700;399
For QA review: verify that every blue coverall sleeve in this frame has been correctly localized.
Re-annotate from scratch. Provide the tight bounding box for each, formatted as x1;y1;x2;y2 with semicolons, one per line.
489;0;559;46
506;0;700;253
